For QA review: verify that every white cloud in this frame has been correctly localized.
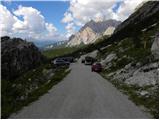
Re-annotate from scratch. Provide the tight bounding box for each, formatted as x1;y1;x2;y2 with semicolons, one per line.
13;5;46;33
65;0;117;24
62;0;146;37
0;4;16;36
0;4;65;41
115;0;147;21
65;22;76;38
46;23;57;33
62;12;73;23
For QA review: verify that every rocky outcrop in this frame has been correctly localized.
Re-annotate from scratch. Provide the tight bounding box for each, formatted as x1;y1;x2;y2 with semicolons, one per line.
103;26;115;36
67;27;98;46
67;19;121;46
1;36;45;80
80;19;120;33
114;1;159;35
100;53;117;67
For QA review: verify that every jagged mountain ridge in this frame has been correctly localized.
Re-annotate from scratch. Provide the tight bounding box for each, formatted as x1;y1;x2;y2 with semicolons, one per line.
80;19;121;33
67;19;121;46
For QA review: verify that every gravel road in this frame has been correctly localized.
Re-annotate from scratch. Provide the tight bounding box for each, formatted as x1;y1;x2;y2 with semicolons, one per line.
10;63;150;118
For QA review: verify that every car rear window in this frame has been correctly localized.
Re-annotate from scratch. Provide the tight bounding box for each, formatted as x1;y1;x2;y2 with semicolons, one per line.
57;60;64;62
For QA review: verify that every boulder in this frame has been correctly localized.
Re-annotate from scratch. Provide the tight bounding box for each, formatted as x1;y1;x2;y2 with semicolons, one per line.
101;53;117;66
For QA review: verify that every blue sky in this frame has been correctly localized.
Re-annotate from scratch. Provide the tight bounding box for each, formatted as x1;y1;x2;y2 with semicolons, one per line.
0;0;144;42
1;1;70;33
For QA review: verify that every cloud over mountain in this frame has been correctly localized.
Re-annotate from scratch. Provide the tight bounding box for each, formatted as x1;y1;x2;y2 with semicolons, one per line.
0;1;147;41
62;0;147;37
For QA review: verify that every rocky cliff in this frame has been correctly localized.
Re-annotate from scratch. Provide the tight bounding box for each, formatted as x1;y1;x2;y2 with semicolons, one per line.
103;26;115;36
67;19;121;46
1;36;45;80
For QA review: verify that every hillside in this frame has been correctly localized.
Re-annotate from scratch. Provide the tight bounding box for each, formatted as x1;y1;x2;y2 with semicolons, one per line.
42;47;78;59
98;25;158;118
1;36;70;118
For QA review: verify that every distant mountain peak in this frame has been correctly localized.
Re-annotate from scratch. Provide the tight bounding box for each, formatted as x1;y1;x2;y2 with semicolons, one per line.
80;19;121;34
67;19;121;46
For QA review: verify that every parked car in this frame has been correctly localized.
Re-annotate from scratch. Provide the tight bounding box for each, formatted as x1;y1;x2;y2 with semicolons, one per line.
62;57;74;63
85;59;93;65
91;62;102;72
53;59;70;66
84;56;96;65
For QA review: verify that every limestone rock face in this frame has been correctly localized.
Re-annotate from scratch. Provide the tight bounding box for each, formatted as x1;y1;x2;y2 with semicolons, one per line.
1;36;45;80
67;19;121;46
67;27;98;46
103;26;115;36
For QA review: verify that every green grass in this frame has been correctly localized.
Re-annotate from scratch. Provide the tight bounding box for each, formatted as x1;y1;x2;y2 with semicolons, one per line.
42;47;78;59
1;64;70;118
101;73;159;119
23;68;71;108
97;36;153;75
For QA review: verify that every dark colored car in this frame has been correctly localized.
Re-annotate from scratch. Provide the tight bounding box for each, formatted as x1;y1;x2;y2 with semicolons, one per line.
92;62;102;72
53;59;70;66
62;57;74;63
85;56;95;65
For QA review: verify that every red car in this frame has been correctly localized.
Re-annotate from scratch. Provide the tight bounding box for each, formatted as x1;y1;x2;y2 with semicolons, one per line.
91;62;102;72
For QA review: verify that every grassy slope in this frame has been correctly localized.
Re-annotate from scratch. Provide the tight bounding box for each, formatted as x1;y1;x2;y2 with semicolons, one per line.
2;64;70;118
42;47;78;59
98;24;158;118
42;35;109;59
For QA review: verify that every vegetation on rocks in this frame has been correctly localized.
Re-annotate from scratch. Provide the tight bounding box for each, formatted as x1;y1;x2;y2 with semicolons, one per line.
101;74;158;118
97;21;158;118
2;63;70;118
